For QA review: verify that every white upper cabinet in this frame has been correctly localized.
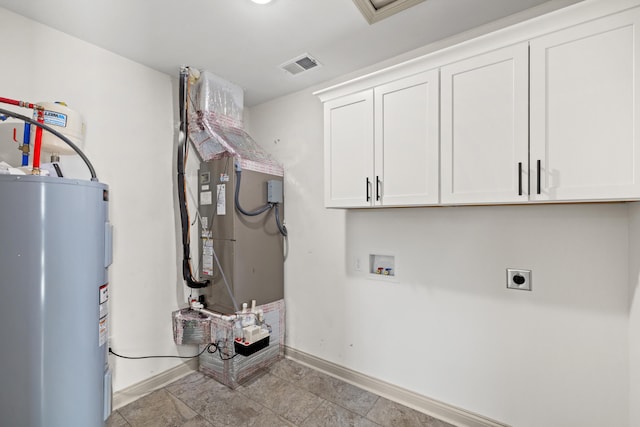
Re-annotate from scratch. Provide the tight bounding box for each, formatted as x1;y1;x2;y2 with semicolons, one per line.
441;43;529;204
323;71;439;208
374;70;439;206
323;90;374;208
318;1;640;208
530;8;640;201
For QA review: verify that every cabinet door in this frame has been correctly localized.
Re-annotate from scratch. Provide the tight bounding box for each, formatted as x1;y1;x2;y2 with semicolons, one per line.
530;9;640;201
374;70;439;206
440;42;529;204
324;90;374;207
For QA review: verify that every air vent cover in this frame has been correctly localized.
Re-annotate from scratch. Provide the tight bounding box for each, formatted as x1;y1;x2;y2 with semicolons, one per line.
352;0;426;24
370;0;396;8
280;53;321;75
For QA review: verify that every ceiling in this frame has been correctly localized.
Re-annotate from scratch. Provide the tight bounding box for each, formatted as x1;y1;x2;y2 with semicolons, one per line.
0;0;582;106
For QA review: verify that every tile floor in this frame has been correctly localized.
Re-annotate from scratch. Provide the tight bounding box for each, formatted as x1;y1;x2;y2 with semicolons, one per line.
107;358;455;427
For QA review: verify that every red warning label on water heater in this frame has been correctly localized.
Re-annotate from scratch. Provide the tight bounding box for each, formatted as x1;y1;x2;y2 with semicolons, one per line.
100;284;109;304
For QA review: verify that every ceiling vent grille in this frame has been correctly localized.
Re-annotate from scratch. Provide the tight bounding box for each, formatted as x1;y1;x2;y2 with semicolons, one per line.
280;53;322;75
352;0;426;24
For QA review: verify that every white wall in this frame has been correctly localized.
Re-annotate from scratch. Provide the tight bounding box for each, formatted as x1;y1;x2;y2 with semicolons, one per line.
628;202;640;427
0;8;194;392
247;88;631;427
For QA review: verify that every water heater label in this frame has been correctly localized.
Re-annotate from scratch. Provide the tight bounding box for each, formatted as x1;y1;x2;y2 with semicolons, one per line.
43;110;68;127
99;318;108;347
99;284;109;347
99;284;109;304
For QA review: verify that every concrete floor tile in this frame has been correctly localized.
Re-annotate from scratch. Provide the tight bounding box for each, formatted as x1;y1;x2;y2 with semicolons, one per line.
301;401;382;427
166;371;235;408
118;389;200;427
107;411;131;427
269;358;316;383
298;370;379;416
366;397;456;427
194;392;263;426
240;372;323;424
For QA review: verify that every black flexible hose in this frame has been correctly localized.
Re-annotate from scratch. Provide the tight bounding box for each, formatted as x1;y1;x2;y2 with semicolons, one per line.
177;67;208;289
234;166;288;237
234;168;273;216
0;107;98;181
274;204;288;237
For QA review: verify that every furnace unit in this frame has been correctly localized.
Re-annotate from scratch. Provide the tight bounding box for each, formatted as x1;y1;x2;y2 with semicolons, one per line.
198;156;284;314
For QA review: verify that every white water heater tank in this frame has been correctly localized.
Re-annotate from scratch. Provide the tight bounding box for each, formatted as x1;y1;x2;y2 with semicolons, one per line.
32;101;86;155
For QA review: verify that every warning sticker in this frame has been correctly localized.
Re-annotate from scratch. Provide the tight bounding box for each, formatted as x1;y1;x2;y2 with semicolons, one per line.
203;256;214;276
216;184;226;216
99;283;109;347
99;317;108;347
202;239;214;276
99;284;109;304
201;191;212;206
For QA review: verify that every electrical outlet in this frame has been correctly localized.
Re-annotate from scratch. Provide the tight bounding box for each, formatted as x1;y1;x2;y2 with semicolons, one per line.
355;258;361;271
507;268;532;291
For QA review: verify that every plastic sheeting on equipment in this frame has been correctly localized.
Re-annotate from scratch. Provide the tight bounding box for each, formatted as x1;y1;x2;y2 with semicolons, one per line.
188;70;283;177
172;299;285;389
172;309;212;345
199;299;285;389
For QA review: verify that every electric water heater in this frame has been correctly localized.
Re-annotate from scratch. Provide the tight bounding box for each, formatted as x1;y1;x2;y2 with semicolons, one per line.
0;175;112;426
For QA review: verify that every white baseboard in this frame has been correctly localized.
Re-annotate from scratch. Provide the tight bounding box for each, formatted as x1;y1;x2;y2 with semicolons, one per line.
112;359;198;410
285;347;510;427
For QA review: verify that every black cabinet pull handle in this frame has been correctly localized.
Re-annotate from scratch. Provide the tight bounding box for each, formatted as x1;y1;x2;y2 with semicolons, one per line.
376;176;381;201
537;160;541;195
366;177;371;202
518;162;523;196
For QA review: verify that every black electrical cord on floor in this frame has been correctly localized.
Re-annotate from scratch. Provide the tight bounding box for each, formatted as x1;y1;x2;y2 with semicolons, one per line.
109;344;213;360
109;342;238;361
212;343;239;361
